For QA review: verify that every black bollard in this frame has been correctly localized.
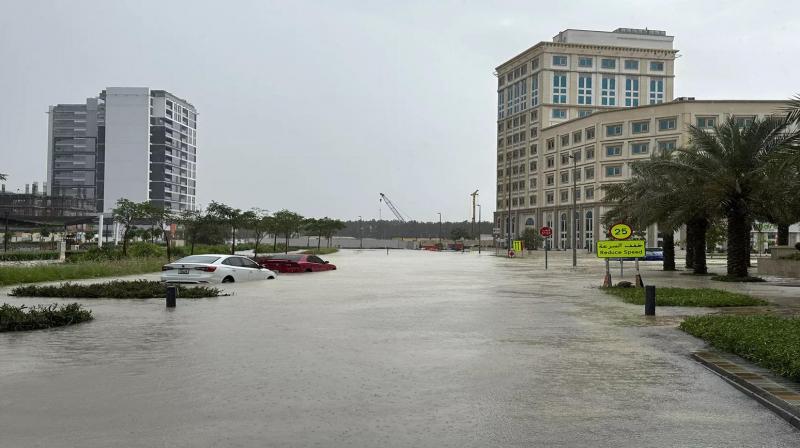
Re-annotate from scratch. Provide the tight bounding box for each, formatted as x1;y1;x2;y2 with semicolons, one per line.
166;285;177;308
645;285;656;316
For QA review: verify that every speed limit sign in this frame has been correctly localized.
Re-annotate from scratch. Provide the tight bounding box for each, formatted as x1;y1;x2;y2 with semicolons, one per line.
610;222;632;240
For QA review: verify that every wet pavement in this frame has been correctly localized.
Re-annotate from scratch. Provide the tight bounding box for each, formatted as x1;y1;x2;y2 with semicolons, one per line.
1;250;798;447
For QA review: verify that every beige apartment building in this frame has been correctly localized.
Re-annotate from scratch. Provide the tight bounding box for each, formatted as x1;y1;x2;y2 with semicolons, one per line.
494;28;784;250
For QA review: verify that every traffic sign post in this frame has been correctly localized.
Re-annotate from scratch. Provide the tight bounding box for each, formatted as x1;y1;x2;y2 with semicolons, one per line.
597;239;645;287
539;227;552;270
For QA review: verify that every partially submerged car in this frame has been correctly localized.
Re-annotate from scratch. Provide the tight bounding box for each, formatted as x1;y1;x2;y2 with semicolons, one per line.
255;254;336;273
644;247;664;261
162;254;277;283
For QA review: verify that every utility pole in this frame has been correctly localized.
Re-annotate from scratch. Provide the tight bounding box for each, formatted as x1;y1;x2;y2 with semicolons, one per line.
507;154;512;252
358;215;363;249
477;204;482;254
569;153;578;267
470;189;479;240
3;211;9;253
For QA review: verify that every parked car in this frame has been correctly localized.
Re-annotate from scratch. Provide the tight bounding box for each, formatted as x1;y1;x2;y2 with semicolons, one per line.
644;247;664;261
161;254;277;283
255;254;337;273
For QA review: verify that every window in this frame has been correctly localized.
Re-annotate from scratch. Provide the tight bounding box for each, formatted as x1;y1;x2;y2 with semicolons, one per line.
572;149;582;161
546;192;554;204
530;195;537;205
561;135;569;147
497;169;503;177
585;166;595;179
546;156;554;168
552;72;567;104
578;109;593;118
530;177;537;187
560;190;569;202
649;78;664;104
658;140;677;152
530;127;538;138
624;59;639;70
601;58;616;69
585;146;595;160
658;117;677;131
574;168;581;181
552;55;568;66
735;116;755;127
585;187;594;199
586;127;595;140
625;77;639;107
605;165;622;177
531;109;539;121
560;172;569;183
578;57;593;68
560;153;570;165
530;161;537;171
531;143;538;155
631;142;649;154
498;122;503;132
578;75;593;105
650;61;664;71
606;124;622;137
601;76;616;106
546;174;554;185
574;188;581;200
547;138;555;150
572;131;582;144
532;57;540;71
531;75;539;106
696;116;716;129
606;145;622;157
552;108;566;119
631;120;649;134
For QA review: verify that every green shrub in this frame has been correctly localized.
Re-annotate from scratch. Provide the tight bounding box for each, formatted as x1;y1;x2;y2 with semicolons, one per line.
0;258;165;286
128;242;165;258
602;287;766;307
0;303;93;332
680;315;800;381
0;251;59;262
67;246;125;263
11;280;221;299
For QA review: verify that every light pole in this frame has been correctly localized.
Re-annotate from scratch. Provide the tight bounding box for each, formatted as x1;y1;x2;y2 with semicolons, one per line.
477;204;482;254
437;212;442;246
3;211;9;253
358;215;363;249
569;153;578;267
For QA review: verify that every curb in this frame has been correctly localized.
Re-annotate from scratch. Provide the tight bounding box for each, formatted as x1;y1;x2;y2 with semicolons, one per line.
692;351;800;430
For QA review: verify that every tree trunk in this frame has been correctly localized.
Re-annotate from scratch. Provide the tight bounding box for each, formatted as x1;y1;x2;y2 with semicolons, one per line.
122;228;129;256
231;227;236;255
253;236;259;258
317;232;322;249
190;237;195;255
273;233;277;252
726;203;750;278
685;224;694;269
165;231;172;262
661;230;675;271
687;218;708;274
777;223;790;246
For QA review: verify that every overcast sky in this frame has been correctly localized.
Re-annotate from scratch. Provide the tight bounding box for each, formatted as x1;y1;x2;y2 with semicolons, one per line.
1;0;798;222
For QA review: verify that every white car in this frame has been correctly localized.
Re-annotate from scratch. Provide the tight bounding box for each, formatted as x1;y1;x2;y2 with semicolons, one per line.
161;254;277;284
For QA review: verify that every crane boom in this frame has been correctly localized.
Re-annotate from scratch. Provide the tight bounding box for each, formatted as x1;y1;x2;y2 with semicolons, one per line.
379;193;409;222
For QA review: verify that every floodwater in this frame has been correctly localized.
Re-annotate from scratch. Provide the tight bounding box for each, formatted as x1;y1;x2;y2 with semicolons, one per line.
0;250;797;447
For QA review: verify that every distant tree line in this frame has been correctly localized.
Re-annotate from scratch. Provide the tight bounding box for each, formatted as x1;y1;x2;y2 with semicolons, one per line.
335;220;494;240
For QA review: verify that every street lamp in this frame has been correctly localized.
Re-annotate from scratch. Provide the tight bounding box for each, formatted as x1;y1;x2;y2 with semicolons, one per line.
3;211;9;253
477;204;482;254
569;152;578;267
358;215;363;249
437;212;442;245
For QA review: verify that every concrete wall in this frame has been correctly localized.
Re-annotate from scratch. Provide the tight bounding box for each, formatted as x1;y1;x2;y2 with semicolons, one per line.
103;87;150;212
757;259;800;278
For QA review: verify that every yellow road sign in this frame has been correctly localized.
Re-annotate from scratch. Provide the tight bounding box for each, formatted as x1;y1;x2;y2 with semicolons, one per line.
609;222;633;240
596;240;645;258
512;240;523;252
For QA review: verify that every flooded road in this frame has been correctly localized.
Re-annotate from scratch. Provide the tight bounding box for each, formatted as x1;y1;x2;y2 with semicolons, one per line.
1;250;797;447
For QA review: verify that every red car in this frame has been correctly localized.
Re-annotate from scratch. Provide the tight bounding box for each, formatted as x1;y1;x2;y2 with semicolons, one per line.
255;254;337;273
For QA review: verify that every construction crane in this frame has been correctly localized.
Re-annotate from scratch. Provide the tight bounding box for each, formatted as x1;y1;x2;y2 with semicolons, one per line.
379;193;411;222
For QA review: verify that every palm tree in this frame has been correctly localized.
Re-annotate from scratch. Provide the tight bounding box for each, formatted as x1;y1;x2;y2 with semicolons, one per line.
676;115;800;277
603;151;714;274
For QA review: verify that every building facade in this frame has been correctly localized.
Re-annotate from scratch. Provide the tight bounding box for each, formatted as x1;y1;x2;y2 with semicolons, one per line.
47;87;197;213
494;28;785;250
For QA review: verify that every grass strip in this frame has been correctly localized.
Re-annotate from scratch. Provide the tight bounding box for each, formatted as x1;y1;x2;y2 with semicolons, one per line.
300;248;339;255
680;315;800;381
0;303;93;332
10;280;221;299
0;258;165;287
601;286;766;307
